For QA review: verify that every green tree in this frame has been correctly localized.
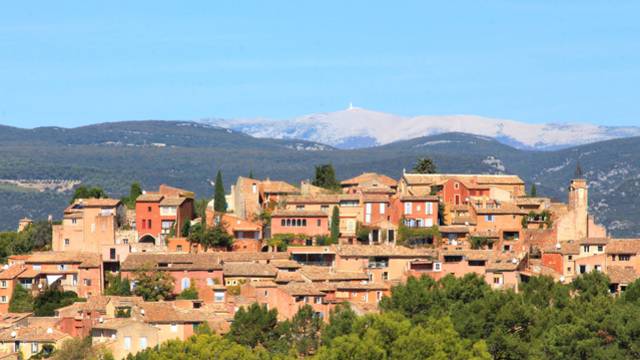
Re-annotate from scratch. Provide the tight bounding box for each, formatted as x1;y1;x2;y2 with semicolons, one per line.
214;170;227;212
177;281;199;300
288;305;322;356
121;182;143;209
413;157;437;174
181;221;191;237
572;271;610;301
33;288;82;316
70;186;107;204
105;273;132;296
322;303;357;345
226;303;281;349
330;206;340;244
529;183;538;197
50;337;113;360
312;164;340;190
8;284;34;313
133;266;174;301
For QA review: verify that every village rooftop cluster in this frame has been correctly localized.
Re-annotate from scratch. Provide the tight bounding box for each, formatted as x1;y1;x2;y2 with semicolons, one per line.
0;168;634;359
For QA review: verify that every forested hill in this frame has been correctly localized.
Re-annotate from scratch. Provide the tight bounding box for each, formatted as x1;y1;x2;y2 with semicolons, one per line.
1;121;639;236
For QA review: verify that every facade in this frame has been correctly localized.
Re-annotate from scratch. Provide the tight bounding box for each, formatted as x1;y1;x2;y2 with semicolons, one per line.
135;185;195;244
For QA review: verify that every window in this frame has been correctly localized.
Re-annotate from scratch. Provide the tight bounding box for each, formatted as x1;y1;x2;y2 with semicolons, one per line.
124;337;131;350
433;262;442;272
597;245;604;252
485;215;494;222
425;218;434;227
252;184;257;193
139;337;148;350
0;296;6;303
425;202;433;215
493;276;502;285
148;219;152;228
380;203;386;214
181;278;190;290
579;265;587;274
147;206;152;212
568;255;573;260
64;239;70;246
567;267;571;272
177;245;183;252
321;205;329;211
382;272;389;281
404;202;412;214
214;291;225;303
296;205;305;210
595;265;602;272
583;245;590;252
84;279;92;286
454;182;460;189
0;281;6;289
207;278;214;286
619;254;631;261
71;218;77;224
302;219;307;227
58;264;67;271
281;219;286;226
171;323;178;333
32;342;38;354
376;291;383;301
316;219;321;227
315;296;322;304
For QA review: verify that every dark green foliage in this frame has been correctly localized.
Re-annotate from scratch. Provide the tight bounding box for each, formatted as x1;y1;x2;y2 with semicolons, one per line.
70;185;107;203
413;157;437;174
226;303;282;349
8;284;34;313
213;170;227;212
177;282;199;300
571;270;610;301
312;164;340;190
529;183;538;197
105;273;132;296
33;289;83;316
188;220;233;251
397;222;440;246
50;337;113;360
470;236;494;250
321;303;357;345
194;198;208;219
180;221;191;237
285;305;322;356
121;182;142;209
330;206;340;243
355;222;371;243
133;267;174;301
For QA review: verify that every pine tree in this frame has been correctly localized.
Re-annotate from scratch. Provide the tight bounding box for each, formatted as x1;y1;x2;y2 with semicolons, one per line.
330;206;340;244
413;157;437;174
248;170;255;179
312;164;340;190
214;170;227;213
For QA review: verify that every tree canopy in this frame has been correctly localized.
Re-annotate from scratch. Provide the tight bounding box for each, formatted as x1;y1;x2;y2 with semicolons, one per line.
312;164;340;190
132;267;174;301
413;157;437;174
70;185;107;203
213;170;228;213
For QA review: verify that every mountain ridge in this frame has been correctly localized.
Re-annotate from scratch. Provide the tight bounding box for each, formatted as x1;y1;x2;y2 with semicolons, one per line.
204;107;640;150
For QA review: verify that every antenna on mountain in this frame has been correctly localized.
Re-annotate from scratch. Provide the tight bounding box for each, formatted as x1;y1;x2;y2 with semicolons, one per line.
575;160;584;178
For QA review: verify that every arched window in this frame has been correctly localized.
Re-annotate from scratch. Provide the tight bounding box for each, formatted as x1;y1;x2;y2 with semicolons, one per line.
181;278;190;290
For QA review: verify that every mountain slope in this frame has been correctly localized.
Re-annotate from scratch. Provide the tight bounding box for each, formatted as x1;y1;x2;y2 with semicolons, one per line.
206;107;640;150
1;121;639;237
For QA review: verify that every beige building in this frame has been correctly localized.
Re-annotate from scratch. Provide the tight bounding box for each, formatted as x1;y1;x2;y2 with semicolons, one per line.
0;326;71;359
92;318;159;360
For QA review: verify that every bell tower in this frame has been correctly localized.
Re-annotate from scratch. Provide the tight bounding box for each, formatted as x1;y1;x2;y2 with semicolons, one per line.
568;179;588;239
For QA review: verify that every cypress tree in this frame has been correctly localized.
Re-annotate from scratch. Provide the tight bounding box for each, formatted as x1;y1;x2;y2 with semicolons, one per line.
330;206;340;244
214;170;227;213
530;183;537;197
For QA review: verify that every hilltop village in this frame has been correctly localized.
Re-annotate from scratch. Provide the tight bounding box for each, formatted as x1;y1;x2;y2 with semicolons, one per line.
0;164;637;359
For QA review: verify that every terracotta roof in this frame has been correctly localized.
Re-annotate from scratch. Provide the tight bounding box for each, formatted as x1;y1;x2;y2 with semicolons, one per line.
399;195;439;202
0;265;26;280
606;239;640;254
0;326;69;342
248;280;278;288
299;266;368;282
441;250;492;261
331;282;389;291
362;194;390;203
280;283;325;296
469;231;500;239
223;263;277;277
140;302;220;323
26;252;101;268
17;269;40;279
543;241;580;255
341;173;397;187
487;256;523;272
579;238;609;245
218;252;289;263
337;245;434;258
160;196;187;206
271;210;328;218
121;253;223;271
403;173;524;186
71;198;121;207
136;193;164;202
452;216;477;226
275;271;305;283
82;296;144;313
269;260;301;269
260;180;299;194
607;266;639;285
220;213;261;232
93;318;148;330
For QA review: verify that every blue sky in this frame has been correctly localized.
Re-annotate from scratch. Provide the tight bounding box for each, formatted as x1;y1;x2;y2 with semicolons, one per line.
1;1;639;128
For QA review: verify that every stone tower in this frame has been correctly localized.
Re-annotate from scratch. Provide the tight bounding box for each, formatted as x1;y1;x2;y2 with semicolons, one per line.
568;179;588;239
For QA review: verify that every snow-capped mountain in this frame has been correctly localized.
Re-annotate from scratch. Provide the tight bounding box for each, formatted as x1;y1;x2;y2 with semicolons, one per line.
202;107;640;150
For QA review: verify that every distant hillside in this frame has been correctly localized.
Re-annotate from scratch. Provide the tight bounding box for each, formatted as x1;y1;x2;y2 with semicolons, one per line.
0;121;639;237
204;107;640;150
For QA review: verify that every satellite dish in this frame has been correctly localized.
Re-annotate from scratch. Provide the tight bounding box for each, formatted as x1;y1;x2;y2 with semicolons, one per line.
46;328;53;334
10;331;16;338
